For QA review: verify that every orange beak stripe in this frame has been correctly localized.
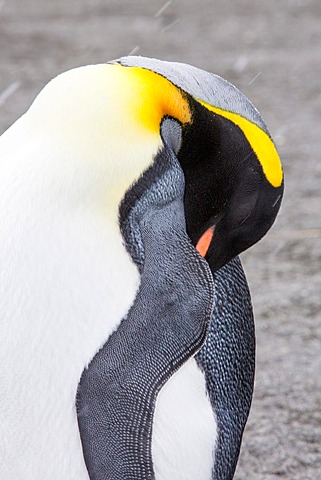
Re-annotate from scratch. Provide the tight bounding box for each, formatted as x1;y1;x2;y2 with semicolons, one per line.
196;226;214;258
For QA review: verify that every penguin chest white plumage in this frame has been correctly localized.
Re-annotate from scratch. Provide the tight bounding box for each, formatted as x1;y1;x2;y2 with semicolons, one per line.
0;126;141;479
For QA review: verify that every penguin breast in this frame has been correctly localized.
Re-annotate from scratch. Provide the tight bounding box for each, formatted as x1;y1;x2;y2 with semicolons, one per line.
0;131;140;479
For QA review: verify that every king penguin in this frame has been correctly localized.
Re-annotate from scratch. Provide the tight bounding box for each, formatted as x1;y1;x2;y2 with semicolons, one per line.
0;56;283;480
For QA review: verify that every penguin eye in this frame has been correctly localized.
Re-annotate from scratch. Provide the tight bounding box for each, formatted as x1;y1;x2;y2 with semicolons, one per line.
160;117;183;154
233;192;259;228
226;172;260;230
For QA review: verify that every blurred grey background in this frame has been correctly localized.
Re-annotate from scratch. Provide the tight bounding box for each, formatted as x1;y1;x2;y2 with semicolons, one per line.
1;1;320;478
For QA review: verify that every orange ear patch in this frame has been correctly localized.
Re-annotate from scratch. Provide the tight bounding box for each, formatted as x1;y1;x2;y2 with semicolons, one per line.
196;226;214;258
113;64;192;134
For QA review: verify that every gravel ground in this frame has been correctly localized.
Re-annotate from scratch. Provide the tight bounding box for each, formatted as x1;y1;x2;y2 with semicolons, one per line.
1;1;320;479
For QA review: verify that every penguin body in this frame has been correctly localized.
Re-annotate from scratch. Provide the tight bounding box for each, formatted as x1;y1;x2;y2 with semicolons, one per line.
0;58;283;479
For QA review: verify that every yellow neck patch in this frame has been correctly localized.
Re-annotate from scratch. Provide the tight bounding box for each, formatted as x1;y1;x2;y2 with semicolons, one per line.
115;64;192;132
197;100;283;188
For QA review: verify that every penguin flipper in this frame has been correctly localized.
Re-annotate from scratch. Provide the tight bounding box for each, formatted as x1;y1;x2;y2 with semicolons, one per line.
77;146;214;480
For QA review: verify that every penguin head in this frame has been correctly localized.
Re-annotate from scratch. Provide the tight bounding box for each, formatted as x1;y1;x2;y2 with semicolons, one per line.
174;93;284;271
22;56;283;270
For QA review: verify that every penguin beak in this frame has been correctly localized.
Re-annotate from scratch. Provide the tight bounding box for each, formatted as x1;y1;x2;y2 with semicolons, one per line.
196;226;215;258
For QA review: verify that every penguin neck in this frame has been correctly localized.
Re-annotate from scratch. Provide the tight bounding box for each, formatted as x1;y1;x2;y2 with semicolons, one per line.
0;114;162;223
